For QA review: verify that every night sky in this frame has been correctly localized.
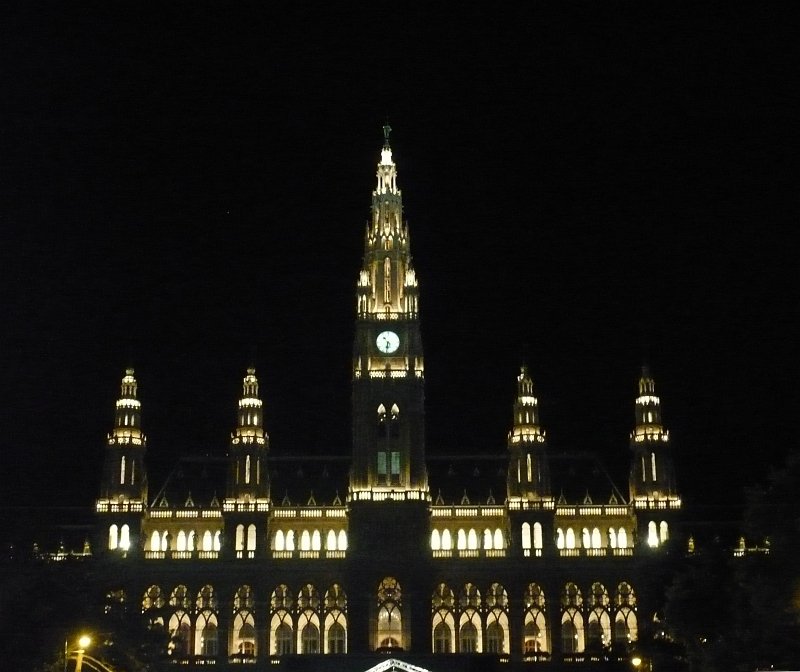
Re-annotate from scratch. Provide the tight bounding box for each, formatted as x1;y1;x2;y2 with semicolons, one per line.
1;4;796;542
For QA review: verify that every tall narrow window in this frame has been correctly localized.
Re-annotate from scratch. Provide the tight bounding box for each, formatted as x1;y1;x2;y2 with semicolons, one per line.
130;459;135;485
390;451;400;484
384;257;391;303
120;456;126;485
245;455;251;484
235;525;245;551
247;524;257;551
527;454;532;482
521;523;531;550
641;455;646;482
650;453;657;481
119;524;130;550
648;521;659;547
533;522;543;550
377;452;387;479
108;524;118;550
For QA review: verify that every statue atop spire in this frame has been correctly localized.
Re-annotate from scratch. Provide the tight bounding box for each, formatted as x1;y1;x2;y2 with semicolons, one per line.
383;121;392;149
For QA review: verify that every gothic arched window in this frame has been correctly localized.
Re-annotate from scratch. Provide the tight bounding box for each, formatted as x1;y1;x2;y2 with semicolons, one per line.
523;583;548;654
377;577;402;649
324;584;347;654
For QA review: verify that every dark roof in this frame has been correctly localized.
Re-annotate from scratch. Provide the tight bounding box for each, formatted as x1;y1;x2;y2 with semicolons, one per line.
149;450;629;510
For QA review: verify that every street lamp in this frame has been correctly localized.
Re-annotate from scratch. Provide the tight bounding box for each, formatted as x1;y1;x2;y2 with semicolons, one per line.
74;635;91;672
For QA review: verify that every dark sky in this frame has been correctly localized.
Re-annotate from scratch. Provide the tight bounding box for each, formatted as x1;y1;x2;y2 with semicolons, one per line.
1;4;797;536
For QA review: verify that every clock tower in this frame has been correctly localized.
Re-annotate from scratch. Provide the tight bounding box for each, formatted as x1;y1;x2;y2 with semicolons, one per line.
350;125;427;498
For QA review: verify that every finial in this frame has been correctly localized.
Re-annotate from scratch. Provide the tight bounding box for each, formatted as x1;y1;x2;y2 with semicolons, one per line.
383;121;392;149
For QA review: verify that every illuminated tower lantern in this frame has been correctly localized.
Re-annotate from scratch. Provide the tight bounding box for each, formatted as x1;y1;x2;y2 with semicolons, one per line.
224;367;270;558
506;364;555;559
348;125;429;654
96;368;148;555
506;365;552;501
628;366;681;548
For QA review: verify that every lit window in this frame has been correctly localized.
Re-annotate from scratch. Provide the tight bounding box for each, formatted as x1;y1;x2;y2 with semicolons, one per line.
533;522;543;549
521;523;531;550
441;529;452;550
647;521;658;547
431;529;441;550
119;524;130;550
247;524;257;551
108;524;118;550
494;528;504;549
236;525;245;551
651;452;657;481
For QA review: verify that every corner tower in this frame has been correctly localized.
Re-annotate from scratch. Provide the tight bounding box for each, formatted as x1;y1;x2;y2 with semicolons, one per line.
350;125;427;499
507;365;552;502
96;368;148;555
629;366;681;547
224;368;270;558
226;367;270;503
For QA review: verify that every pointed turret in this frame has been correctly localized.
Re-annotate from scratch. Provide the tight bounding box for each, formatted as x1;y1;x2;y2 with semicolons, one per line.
224;368;270;560
629;367;681;547
102;368;148;503
355;123;420;323
96;368;148;556
507;365;552;501
226;368;270;502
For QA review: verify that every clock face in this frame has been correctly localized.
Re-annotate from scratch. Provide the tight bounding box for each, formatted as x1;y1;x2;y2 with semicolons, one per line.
376;330;400;354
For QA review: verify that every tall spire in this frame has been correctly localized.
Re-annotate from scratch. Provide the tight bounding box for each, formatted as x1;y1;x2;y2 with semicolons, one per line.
629;366;678;501
507;365;551;501
355;125;419;321
227;368;270;503
101;368;147;504
350;126;427;498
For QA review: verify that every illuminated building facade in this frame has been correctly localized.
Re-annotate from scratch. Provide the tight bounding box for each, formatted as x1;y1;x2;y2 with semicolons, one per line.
94;127;682;671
